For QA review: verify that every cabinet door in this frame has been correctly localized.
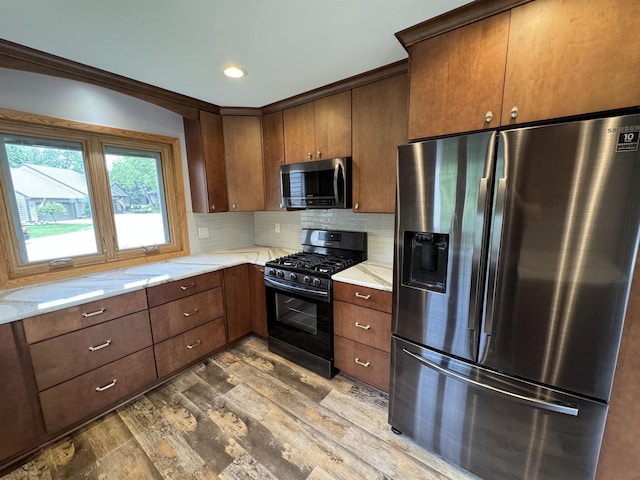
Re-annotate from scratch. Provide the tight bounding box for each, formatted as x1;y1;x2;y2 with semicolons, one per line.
408;12;510;140
223;115;265;212
0;322;44;462
184;111;228;213
314;90;351;160
262;111;285;210
352;74;408;213
224;264;252;342
503;0;640;125
249;264;267;338
283;102;315;163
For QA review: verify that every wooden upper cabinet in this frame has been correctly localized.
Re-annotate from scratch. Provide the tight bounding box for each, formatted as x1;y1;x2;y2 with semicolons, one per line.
262;111;285;210
283;102;315;162
283;91;352;163
502;0;640;125
352;74;408;213
408;12;510;140
184;110;228;213
222;115;265;212
313;90;352;160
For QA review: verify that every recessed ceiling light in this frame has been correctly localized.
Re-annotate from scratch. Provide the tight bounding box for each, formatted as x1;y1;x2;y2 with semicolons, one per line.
223;65;247;79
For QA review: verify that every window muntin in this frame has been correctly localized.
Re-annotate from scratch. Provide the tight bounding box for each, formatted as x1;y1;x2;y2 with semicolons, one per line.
0;110;187;287
105;146;170;251
0;134;99;263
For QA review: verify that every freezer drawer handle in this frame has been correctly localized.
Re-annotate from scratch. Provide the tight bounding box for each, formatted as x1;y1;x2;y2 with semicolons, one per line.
355;322;371;330
402;348;579;417
355;292;371;300
355;358;370;367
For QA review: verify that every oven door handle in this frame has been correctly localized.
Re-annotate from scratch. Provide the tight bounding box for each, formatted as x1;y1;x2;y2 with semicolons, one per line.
265;276;329;299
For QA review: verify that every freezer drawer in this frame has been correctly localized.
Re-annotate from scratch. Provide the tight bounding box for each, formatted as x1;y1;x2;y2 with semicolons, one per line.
389;337;608;480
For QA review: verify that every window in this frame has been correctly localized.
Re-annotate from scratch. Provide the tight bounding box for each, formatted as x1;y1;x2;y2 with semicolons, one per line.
0;110;188;287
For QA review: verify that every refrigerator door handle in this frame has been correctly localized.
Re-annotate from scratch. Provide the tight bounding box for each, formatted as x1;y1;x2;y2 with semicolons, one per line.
402;348;580;416
469;176;489;331
484;177;507;336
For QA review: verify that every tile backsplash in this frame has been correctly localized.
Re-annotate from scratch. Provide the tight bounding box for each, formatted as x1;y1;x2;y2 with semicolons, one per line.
188;210;395;264
187;212;255;255
254;210;395;264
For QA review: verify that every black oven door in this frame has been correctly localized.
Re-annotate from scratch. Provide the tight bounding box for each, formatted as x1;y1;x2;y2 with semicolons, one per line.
265;278;335;377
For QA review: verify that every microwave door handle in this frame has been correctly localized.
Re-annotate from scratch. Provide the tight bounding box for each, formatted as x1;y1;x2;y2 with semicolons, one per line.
333;162;342;205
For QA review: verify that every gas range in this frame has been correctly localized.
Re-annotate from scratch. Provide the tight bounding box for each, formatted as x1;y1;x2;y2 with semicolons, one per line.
265;228;367;378
265;229;367;297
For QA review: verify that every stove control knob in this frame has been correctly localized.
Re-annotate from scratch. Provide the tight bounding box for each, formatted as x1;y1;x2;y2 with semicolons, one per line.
303;275;311;284
276;270;284;278
268;268;276;276
290;273;297;281
312;278;321;287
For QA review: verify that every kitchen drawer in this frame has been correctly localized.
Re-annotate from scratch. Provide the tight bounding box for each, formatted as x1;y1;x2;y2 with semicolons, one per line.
39;347;156;434
334;300;391;353
333;282;392;313
334;335;390;392
23;289;148;344
154;318;226;378
149;287;224;343
147;271;222;307
29;310;152;391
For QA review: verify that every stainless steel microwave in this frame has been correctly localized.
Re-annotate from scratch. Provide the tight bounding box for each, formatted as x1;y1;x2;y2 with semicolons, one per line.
280;157;352;209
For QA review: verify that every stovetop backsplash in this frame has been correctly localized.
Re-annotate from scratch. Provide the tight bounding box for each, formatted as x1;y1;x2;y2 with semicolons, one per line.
187;210;394;265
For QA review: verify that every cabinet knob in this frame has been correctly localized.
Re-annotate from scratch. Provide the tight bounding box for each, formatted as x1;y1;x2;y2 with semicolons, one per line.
232;204;237;210
307;152;312;159
510;106;519;119
211;204;215;211
279;202;284;209
354;202;359;210
485;111;493;123
316;150;322;159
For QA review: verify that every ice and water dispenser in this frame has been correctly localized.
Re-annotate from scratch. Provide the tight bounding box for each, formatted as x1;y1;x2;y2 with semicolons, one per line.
402;232;449;293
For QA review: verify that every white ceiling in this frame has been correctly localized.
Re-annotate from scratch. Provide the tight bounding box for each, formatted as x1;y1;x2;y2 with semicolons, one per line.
0;0;471;108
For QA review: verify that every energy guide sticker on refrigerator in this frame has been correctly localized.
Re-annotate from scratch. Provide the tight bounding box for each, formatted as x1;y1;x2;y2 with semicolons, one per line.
389;112;640;480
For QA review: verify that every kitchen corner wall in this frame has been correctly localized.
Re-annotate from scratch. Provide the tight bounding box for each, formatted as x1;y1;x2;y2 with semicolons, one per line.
187;212;255;255
254;210;395;264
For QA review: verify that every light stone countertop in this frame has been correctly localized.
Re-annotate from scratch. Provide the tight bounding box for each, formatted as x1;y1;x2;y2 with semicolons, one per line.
332;261;393;292
0;246;296;325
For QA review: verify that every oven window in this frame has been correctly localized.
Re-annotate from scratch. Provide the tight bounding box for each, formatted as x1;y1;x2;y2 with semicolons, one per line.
275;293;318;335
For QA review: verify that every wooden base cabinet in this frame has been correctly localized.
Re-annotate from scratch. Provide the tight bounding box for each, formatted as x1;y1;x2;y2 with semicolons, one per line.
0;322;44;463
154;319;226;378
249;264;268;338
333;282;392;392
224;264;253;342
39;348;157;434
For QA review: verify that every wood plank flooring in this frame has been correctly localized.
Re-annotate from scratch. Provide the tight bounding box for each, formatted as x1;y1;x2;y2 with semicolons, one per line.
1;337;477;480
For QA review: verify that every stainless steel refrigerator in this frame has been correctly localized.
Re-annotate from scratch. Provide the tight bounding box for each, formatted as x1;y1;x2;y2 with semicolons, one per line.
389;113;640;480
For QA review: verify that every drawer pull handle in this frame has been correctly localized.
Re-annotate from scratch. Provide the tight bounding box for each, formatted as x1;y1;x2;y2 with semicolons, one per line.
180;283;196;291
355;322;371;330
183;309;199;317
355;292;371;300
82;307;106;318
89;339;112;351
355;358;370;367
187;340;201;350
95;379;117;392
